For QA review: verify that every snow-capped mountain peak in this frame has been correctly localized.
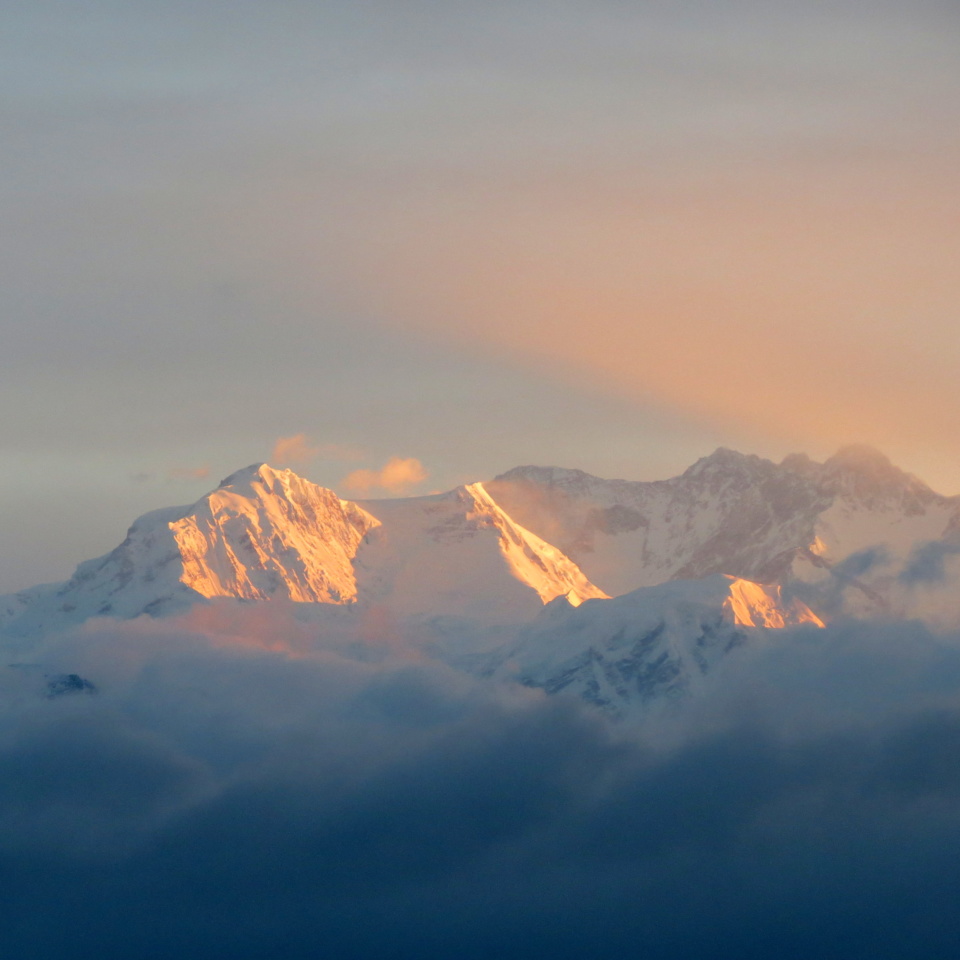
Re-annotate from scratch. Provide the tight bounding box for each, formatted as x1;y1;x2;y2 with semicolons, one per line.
5;444;959;656
681;446;767;481
169;463;379;604
817;445;936;507
0;466;382;636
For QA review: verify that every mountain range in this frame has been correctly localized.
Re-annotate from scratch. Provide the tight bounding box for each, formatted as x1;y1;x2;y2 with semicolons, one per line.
4;445;958;712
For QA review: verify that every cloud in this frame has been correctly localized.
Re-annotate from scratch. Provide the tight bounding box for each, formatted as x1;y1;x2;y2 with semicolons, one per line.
342;456;428;496
3;611;960;956
128;467;212;486
271;434;320;466
271;435;368;467
167;465;211;482
900;540;960;586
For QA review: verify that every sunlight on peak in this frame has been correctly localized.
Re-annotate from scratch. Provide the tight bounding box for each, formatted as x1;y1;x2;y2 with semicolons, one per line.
724;576;825;629
565;589;586;608
808;536;828;557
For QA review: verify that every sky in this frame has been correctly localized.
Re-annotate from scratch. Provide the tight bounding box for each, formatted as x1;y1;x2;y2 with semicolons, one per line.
3;0;960;591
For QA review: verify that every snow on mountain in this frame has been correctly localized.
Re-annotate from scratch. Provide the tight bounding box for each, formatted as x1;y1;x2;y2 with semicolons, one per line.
170;464;378;603
486;574;823;714
485;446;960;616
485;452;828;594
0;464;379;639
0;467;605;639
352;482;607;622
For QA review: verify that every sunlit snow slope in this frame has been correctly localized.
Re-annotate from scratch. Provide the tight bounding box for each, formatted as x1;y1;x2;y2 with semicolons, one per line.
353;482;607;622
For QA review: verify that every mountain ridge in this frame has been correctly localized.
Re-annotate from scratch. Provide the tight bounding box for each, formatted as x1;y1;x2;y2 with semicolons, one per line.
486;445;960;604
5;443;959;649
7;443;959;711
0;467;606;638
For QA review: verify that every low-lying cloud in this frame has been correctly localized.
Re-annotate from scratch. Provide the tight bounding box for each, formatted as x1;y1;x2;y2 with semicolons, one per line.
3;610;960;958
900;539;960;586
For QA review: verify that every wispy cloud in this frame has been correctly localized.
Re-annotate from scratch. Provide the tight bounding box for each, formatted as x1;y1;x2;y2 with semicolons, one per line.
271;434;320;466
272;434;367;467
341;456;428;496
167;465;211;482
130;466;211;485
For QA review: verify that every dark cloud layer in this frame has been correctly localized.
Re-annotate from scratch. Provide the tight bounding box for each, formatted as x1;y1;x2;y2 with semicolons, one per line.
2;615;960;957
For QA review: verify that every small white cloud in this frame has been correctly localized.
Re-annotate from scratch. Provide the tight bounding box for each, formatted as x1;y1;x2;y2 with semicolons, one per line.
341;457;428;496
271;434;320;466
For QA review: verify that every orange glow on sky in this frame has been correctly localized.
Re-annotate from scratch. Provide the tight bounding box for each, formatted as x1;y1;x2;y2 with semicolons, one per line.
283;153;960;491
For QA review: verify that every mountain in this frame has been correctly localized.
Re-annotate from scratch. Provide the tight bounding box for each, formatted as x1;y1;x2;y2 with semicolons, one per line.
485;445;960;616
484;574;823;714
0;465;604;639
353;481;606;621
0;465;377;638
5;444;959;713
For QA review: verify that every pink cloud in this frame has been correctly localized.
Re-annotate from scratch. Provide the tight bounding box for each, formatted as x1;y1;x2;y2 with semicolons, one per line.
167;465;211;482
271;434;320;466
341;457;428;496
272;434;367;467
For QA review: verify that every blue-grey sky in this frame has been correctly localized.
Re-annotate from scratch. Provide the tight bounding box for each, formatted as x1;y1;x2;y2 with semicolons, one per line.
3;0;960;591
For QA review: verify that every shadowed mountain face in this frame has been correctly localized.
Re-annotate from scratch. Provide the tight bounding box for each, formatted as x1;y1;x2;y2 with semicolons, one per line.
485;446;960;602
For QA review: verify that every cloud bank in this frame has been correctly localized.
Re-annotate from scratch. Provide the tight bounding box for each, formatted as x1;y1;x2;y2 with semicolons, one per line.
3;609;960;958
